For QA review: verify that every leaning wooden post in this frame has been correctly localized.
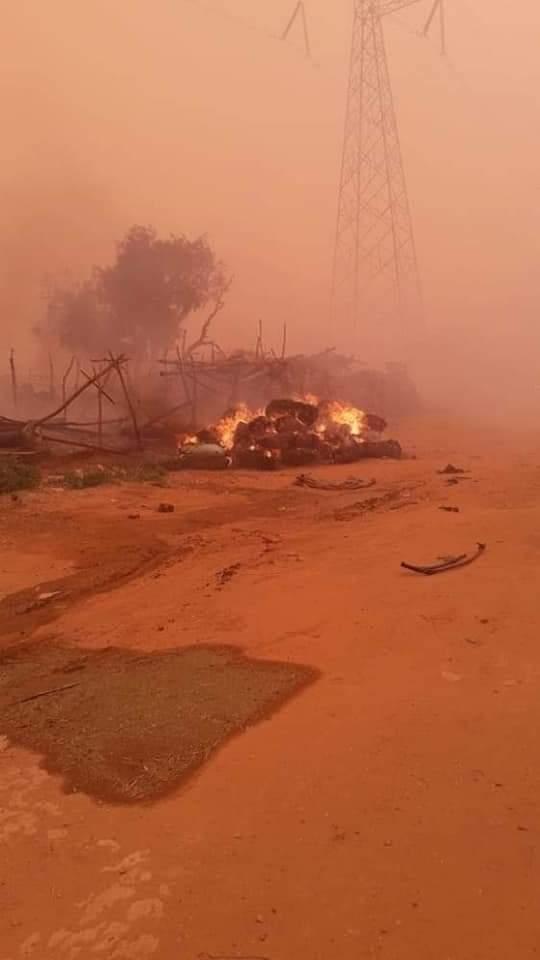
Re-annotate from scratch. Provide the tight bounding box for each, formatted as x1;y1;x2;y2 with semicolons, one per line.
94;364;103;448
35;357;117;427
113;354;142;450
9;349;18;409
190;356;199;428
176;345;194;424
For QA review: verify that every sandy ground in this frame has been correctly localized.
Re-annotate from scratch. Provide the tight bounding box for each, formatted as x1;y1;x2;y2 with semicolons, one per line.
1;417;540;959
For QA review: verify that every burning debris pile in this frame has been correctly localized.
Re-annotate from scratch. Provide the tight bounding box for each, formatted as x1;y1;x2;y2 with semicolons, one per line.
177;398;402;470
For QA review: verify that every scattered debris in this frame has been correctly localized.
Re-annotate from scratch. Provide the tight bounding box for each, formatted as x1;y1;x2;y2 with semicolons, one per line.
37;591;62;603
334;487;405;521
127;513;141;520
7;682;80;709
438;464;467;475
198;954;271;960
216;563;242;587
63;467;115;490
178;443;232;470
401;542;486;576
441;671;462;683
19;589;65;614
295;474;376;491
157;502;175;513
439;506;460;513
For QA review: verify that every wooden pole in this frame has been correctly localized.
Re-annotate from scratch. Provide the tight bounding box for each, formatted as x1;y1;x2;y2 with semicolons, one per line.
281;322;288;360
35;358;117;427
95;364;103;448
112;354;142;450
9;349;17;409
80;368;115;405
48;352;55;400
190;356;198;427
254;318;265;361
176;345;194;423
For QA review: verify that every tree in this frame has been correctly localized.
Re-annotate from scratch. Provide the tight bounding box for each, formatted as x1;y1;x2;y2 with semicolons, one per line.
46;225;227;357
46;280;108;356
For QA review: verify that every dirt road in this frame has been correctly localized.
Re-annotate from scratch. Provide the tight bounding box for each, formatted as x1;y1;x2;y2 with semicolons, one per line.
1;419;540;959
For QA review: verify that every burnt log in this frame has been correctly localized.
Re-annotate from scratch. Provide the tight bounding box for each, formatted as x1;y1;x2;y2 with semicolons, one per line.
365;413;387;434
266;398;319;427
233;447;278;470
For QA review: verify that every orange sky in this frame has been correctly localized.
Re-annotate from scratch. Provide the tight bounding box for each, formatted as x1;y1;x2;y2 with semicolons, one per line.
1;0;539;390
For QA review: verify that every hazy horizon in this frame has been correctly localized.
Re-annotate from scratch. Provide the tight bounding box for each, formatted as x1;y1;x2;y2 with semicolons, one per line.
2;0;539;416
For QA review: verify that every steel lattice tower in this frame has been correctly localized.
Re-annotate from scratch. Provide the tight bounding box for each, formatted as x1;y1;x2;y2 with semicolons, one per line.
332;0;428;340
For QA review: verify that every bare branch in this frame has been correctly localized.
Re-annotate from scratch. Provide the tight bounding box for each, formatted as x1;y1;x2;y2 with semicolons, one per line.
185;277;233;358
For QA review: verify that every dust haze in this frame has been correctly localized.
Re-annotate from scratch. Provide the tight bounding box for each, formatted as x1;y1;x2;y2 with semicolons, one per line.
1;1;539;422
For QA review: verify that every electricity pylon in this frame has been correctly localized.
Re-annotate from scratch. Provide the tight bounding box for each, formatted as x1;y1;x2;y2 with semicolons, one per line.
331;0;444;342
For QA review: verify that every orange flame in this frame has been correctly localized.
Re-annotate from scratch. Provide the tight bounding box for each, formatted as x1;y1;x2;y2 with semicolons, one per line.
176;433;198;449
214;403;263;449
324;401;367;437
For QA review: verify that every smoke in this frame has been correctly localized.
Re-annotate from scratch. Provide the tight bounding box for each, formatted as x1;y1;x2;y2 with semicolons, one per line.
2;1;540;424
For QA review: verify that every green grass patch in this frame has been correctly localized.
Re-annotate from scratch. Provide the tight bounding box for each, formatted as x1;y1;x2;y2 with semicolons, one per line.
0;461;40;495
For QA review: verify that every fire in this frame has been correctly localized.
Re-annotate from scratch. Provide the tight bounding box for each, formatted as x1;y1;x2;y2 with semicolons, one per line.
293;392;320;406
214;403;262;449
177;396;369;454
324;400;367;437
176;433;197;449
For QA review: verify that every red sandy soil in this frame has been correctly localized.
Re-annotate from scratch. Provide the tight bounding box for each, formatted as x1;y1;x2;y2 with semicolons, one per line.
1;417;540;959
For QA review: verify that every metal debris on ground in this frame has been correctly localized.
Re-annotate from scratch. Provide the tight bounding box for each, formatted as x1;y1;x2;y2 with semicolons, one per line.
294;474;376;491
438;464;467;475
401;542;486;576
439;506;460;513
216;563;242;587
177;443;232;470
37;591;62;603
157;502;175;513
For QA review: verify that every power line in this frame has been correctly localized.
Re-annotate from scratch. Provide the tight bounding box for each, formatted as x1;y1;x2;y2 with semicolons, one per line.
180;0;315;61
281;2;312;59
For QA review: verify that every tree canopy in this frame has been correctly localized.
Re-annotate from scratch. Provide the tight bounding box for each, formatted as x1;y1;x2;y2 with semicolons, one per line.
46;226;226;357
